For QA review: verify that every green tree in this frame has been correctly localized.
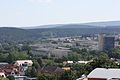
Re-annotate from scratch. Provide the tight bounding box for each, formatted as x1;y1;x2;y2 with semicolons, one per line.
110;46;120;58
37;58;43;67
85;53;119;73
7;53;15;63
25;66;37;77
7;76;15;80
17;52;29;60
0;77;9;80
67;53;79;61
38;74;58;80
33;60;40;69
37;74;47;80
59;71;77;80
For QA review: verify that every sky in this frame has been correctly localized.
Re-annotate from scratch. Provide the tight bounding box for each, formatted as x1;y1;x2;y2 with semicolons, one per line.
0;0;120;27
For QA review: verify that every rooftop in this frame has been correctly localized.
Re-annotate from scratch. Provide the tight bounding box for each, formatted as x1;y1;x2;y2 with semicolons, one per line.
88;68;120;79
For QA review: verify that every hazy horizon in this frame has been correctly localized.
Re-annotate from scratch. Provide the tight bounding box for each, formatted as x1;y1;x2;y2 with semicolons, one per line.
0;0;120;27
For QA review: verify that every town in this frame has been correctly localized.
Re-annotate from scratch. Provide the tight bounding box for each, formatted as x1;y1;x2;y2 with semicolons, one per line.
0;0;120;80
0;33;120;80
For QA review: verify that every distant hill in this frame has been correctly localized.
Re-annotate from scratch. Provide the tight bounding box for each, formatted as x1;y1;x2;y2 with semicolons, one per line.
1;21;120;42
22;24;63;29
83;21;120;27
22;21;120;29
53;24;101;28
0;27;38;42
54;21;120;28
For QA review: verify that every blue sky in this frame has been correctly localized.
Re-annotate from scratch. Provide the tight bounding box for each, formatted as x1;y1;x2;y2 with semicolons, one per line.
0;0;120;27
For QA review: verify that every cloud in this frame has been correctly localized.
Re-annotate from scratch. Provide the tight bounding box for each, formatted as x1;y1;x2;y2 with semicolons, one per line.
28;0;53;3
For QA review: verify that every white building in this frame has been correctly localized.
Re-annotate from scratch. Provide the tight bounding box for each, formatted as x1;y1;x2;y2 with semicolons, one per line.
0;72;6;78
14;76;37;80
77;60;93;64
77;61;89;64
67;61;73;64
15;60;33;67
87;68;120;80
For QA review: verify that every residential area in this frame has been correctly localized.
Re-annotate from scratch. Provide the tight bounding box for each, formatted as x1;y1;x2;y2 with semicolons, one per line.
0;33;120;80
1;0;120;80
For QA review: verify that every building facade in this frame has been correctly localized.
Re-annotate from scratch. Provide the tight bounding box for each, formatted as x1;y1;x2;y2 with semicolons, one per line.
98;34;115;51
103;36;115;51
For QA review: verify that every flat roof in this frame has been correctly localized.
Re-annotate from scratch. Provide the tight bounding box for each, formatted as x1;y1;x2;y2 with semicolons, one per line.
88;68;120;79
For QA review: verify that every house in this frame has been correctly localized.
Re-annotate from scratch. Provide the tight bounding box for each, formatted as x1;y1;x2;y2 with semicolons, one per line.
14;76;26;80
0;70;6;78
2;64;22;76
15;60;33;67
62;67;71;71
51;49;71;58
14;76;37;80
87;68;120;80
76;78;87;80
26;77;37;80
0;64;24;76
0;72;6;78
77;61;89;64
39;66;64;74
0;63;8;68
67;61;73;64
77;60;93;64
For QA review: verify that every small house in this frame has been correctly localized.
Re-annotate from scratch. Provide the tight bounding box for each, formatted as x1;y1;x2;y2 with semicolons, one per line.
0;70;6;78
15;60;33;67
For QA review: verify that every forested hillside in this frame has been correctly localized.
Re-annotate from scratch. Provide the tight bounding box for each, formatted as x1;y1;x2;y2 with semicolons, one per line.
0;27;38;42
1;25;120;42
